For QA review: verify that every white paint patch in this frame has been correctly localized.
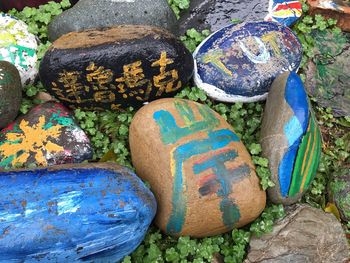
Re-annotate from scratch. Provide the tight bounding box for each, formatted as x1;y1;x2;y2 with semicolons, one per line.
57;191;82;215
0;211;21;222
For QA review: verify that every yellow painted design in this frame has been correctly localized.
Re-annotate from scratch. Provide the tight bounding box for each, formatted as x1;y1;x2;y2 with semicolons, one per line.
201;50;233;77
0;116;64;166
152;51;182;95
116;60;152;100
58;70;85;103
261;32;282;56
86;62;115;91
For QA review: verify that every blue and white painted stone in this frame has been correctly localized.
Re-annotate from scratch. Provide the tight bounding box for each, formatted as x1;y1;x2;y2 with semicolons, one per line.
193;21;303;103
265;0;303;26
261;72;322;205
0;163;157;262
0;13;38;85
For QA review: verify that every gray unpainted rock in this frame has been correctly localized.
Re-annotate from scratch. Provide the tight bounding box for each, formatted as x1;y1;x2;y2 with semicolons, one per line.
245;205;350;263
179;0;269;35
48;0;179;41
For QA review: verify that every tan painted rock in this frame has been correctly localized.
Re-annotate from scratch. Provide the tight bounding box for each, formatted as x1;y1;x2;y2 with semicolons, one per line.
129;98;266;237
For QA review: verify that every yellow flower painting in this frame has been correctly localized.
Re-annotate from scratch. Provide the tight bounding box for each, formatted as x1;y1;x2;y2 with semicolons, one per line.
0;115;64;167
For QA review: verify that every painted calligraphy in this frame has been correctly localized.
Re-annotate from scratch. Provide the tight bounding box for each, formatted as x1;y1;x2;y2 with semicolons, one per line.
153;100;250;234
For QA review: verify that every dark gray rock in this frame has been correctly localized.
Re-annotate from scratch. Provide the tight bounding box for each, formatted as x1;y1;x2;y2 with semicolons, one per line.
48;0;178;41
245;205;350;263
0;61;22;129
179;0;270;35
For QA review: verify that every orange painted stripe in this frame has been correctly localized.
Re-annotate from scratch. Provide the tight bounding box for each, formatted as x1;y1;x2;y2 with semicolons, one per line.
300;121;313;174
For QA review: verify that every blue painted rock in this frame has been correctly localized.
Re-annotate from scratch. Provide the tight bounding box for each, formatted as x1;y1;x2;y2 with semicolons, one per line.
40;25;193;111
260;72;322;205
0;14;38;85
193;21;302;103
48;0;178;41
129;98;266;237
0;163;157;262
0;102;93;169
0;61;22;128
179;0;301;35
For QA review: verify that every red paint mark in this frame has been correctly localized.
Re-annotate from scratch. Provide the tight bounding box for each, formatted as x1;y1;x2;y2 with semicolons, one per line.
197;173;217;187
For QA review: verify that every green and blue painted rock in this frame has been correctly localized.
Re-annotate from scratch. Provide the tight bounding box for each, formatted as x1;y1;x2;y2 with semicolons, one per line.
129;98;266;237
0;102;93;169
0;163;157;262
40;25;193;111
0;61;22;128
0;13;38;85
193;21;302;103
261;72;322;205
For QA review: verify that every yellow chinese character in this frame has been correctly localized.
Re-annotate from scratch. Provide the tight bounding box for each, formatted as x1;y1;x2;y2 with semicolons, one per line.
116;61;152;101
261;32;281;56
86;62;115;91
152;52;182;96
201;50;233;77
58;70;85;103
94;90;116;103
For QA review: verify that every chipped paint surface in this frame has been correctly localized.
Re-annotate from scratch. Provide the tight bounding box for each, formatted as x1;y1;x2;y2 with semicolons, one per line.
0;164;157;262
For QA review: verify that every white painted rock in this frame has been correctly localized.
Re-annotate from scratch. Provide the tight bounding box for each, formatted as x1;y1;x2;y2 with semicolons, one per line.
0;13;38;85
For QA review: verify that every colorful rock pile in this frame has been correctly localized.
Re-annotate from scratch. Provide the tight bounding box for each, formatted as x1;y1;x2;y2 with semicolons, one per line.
260;72;322;205
129;99;266;237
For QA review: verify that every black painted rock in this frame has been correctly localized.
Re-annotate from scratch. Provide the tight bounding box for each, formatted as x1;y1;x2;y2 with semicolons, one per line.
0;102;93;169
48;0;178;42
0;61;22;129
194;21;303;102
305;30;350;117
179;0;303;35
40;25;194;111
0;163;157;262
245;205;350;263
330;170;350;222
0;0;78;12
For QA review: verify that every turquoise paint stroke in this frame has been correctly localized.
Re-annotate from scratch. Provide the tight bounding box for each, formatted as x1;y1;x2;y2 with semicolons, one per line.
166;129;240;234
193;151;250;227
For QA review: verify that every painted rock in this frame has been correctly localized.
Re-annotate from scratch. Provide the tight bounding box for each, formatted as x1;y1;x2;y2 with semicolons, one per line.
305;30;350;117
48;0;178;42
193;21;302;103
129;98;266;237
260;72;322;205
246;205;350;263
179;0;301;35
0;14;38;85
0;102;93;169
330;170;350;222
0;61;22;128
0;0;78;12
0;163;157;262
40;25;193;111
308;0;350;32
265;0;302;26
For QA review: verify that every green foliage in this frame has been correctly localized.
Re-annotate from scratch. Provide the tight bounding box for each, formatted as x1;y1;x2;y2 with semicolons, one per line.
8;0;71;42
167;0;190;19
180;28;210;52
